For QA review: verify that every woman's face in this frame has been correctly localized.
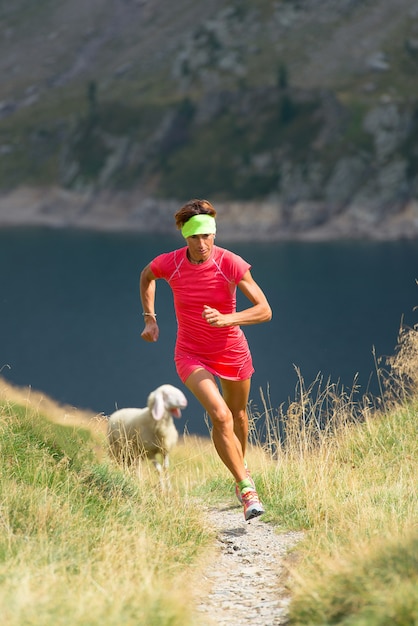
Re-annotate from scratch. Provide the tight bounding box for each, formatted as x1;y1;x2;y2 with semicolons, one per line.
186;233;215;263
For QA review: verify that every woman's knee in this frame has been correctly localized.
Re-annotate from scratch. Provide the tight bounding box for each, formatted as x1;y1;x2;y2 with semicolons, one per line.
210;405;233;430
231;407;248;426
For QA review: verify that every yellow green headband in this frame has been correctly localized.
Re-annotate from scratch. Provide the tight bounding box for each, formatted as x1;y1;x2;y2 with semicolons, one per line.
181;214;217;239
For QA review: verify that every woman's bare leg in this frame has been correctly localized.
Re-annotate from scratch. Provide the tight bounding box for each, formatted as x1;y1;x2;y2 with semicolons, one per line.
185;368;247;483
220;377;251;460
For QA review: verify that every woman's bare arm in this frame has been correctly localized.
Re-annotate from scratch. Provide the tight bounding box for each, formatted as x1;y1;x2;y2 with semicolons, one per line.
139;264;159;342
202;270;272;327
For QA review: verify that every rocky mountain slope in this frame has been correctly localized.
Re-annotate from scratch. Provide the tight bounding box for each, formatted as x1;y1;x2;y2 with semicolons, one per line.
0;0;418;239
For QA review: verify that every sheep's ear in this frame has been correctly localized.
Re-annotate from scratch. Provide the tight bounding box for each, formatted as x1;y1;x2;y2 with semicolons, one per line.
151;390;165;421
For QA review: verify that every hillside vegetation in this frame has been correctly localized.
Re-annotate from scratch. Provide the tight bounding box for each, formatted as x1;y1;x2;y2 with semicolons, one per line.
0;317;417;624
0;0;418;238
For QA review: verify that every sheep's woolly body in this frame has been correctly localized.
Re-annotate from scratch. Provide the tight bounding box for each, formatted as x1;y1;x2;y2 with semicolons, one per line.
107;384;187;484
108;407;179;460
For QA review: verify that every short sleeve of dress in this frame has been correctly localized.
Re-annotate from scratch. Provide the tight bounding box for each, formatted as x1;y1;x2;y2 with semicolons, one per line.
150;252;171;279
221;249;251;284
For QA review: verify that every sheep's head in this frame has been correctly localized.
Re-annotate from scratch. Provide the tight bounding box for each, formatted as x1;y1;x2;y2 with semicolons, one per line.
148;384;188;421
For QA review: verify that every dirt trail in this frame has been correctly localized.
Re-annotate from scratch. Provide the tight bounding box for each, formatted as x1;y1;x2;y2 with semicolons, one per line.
195;504;303;626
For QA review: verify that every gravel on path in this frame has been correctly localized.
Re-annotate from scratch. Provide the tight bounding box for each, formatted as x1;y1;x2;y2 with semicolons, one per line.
195;503;303;626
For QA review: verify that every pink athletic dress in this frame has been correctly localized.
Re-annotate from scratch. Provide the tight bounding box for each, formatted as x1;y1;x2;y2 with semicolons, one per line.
150;245;255;383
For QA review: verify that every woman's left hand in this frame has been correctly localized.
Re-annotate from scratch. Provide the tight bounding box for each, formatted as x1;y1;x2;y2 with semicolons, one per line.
202;305;226;327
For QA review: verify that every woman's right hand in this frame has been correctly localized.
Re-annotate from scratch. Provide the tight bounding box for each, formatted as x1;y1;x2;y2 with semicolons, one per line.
141;319;159;343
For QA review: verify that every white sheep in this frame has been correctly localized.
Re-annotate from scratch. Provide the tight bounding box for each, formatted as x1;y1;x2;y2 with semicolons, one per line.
107;384;187;486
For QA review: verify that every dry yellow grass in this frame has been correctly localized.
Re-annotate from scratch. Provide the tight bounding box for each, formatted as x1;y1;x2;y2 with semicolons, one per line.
1;318;417;625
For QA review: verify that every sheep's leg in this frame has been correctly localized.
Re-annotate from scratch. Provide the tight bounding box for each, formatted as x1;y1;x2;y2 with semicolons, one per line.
160;454;172;490
153;460;163;474
152;459;166;490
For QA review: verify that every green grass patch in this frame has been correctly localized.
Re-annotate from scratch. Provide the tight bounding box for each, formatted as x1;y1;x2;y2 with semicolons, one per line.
0;399;213;626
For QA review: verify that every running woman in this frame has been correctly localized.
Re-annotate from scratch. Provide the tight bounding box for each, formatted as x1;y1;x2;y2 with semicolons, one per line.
140;199;272;520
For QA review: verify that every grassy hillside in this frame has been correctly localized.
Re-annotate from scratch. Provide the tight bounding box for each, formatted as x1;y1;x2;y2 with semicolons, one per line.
1;0;418;236
0;382;215;626
0;319;417;624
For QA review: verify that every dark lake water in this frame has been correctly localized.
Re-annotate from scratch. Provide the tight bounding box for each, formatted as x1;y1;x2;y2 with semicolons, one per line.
1;227;417;436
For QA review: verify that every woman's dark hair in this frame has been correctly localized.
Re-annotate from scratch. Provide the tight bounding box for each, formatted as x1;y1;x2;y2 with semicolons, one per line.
174;199;217;230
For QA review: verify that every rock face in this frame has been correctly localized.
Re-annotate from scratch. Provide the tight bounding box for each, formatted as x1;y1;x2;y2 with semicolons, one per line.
0;186;417;241
0;0;417;240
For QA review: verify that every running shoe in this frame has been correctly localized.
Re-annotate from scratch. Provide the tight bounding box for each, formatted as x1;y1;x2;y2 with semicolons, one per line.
235;469;255;504
241;490;265;521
